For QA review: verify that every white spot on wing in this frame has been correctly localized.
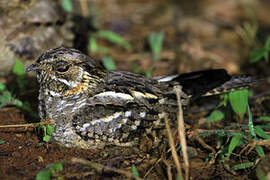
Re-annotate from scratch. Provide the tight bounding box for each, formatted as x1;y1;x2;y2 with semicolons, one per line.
140;112;146;118
157;75;178;82
134;120;140;126
125;111;132;117
159;98;165;104
131;91;158;99
83;123;90;128
94;91;134;101
91;112;122;125
122;118;128;124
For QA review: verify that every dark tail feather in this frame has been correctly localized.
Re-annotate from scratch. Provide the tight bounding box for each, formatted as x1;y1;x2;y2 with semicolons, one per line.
202;75;259;96
162;69;259;98
173;69;231;97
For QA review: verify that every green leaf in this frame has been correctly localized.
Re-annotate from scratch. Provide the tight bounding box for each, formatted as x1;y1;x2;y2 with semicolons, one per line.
265;36;270;50
258;116;270;121
88;37;98;52
255;145;265;157
0;82;6;91
0;140;5;144
43;135;51;142
102;57;116;70
36;169;51;180
148;32;164;61
256;167;267;180
96;30;132;50
250;48;267;63
46;125;55;136
10;98;23;107
206;110;224;122
259;123;270;129
132;165;139;177
226;134;242;158
248;104;256;137
12;60;25;76
232;162;254;170
229;89;248;119
176;174;183;180
62;0;73;13
146;66;154;78
255;126;270;139
36;163;63;180
54;163;63;172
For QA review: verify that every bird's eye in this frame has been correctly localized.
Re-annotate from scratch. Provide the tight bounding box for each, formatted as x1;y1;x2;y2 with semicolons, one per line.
55;60;70;72
56;65;70;72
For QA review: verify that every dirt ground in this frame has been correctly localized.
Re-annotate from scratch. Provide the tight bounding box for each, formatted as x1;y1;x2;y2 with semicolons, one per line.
1;0;270;179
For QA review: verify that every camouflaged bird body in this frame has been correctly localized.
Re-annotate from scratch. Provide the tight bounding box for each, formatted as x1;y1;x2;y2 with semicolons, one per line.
27;47;258;149
38;69;182;149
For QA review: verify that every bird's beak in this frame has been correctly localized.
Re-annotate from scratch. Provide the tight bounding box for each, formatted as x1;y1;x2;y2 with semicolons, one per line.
26;63;40;72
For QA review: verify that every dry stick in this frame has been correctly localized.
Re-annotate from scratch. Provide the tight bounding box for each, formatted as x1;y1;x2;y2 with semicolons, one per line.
162;158;173;180
70;157;143;180
242;139;270;155
164;113;183;179
0;120;55;129
80;0;89;17
174;85;189;180
195;128;270;135
144;158;162;178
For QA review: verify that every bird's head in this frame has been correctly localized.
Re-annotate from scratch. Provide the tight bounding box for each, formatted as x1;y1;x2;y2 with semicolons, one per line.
26;47;105;97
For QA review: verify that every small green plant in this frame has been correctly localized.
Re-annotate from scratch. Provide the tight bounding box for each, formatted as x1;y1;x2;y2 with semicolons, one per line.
37;124;55;143
102;56;116;70
0;82;23;109
250;36;270;63
256;167;267;180
61;0;73;13
13;59;26;91
229;89;249;120
36;162;63;180
148;32;164;61
131;165;140;178
89;30;132;53
232;162;254;170
0;59;39;117
206;89;249;123
203;89;266;165
206;110;225;123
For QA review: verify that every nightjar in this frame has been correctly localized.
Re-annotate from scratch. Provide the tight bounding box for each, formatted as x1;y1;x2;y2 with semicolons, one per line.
26;47;257;150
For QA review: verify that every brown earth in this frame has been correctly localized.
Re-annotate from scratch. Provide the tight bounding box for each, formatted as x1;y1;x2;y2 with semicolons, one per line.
1;0;270;179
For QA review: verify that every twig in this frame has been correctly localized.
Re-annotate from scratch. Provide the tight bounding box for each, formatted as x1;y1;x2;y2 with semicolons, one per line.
195;128;270;135
162;158;172;180
80;0;89;17
174;85;189;180
0;119;55;129
163;113;184;179
242;139;270;155
144;158;162;178
70;157;143;180
188;129;217;164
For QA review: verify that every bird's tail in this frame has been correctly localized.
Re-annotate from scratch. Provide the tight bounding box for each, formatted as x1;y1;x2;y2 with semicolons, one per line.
201;75;259;97
157;69;260;98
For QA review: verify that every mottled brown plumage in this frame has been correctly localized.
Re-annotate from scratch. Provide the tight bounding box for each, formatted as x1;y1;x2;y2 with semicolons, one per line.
26;47;257;149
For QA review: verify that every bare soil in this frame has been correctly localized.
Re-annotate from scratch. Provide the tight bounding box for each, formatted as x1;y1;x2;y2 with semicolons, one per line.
1;0;270;179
